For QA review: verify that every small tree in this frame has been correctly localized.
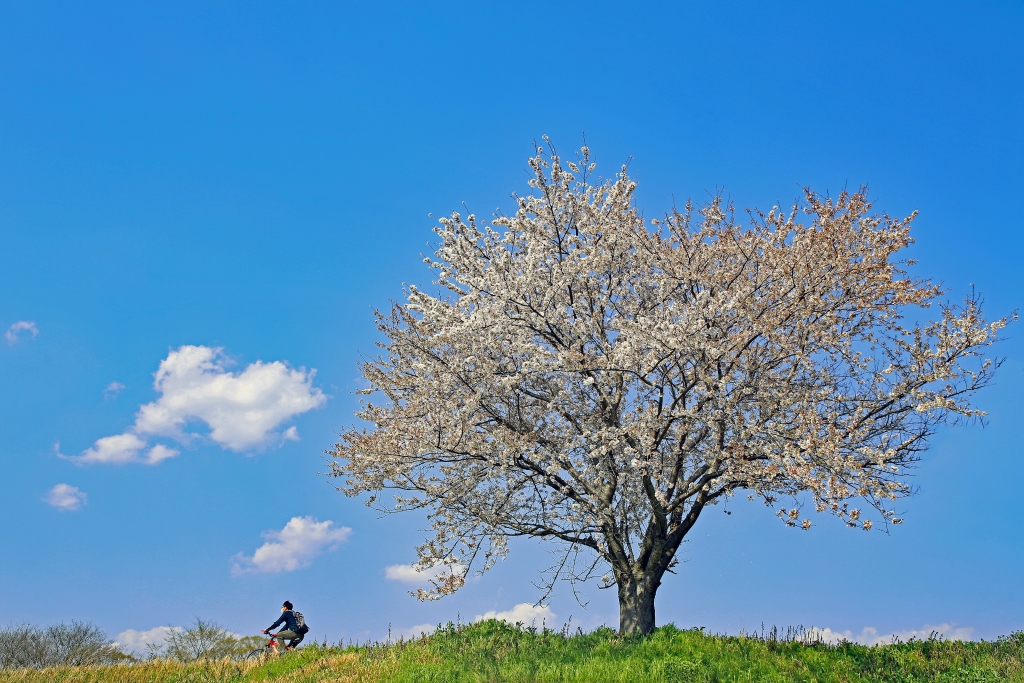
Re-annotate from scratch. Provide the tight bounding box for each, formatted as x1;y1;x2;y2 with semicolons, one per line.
0;622;119;669
160;619;256;662
330;144;1011;635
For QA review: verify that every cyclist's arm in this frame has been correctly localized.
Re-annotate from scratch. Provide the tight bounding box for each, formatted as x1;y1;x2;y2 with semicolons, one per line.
267;615;286;632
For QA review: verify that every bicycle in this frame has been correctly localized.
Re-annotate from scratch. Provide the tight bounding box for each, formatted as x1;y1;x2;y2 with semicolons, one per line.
243;632;294;662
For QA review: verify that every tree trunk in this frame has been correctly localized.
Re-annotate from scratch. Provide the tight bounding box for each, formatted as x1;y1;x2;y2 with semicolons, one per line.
610;493;703;635
616;576;659;635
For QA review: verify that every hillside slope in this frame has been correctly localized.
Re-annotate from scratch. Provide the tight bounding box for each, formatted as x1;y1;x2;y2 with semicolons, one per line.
1;621;1022;682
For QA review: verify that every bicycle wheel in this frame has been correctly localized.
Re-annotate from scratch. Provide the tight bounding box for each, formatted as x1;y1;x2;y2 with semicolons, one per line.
243;647;270;662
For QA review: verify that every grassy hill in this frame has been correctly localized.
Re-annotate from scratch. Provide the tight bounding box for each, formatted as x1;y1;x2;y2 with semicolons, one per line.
1;620;1022;682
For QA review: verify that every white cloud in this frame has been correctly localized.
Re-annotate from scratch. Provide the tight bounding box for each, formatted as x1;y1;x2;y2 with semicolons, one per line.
73;432;147;464
115;626;183;654
145;444;180;464
104;382;126;399
474;603;555;629
66;433;179;466
64;345;325;465
807;623;975;645
232;516;351;575
134;345;326;450
44;483;87;511
385;563;465;584
5;320;38;345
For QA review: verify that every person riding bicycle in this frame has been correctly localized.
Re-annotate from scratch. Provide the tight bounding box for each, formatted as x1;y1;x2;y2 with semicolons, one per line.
262;600;304;650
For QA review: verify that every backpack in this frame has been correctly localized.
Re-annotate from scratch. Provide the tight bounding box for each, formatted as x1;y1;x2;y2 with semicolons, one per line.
294;611;309;634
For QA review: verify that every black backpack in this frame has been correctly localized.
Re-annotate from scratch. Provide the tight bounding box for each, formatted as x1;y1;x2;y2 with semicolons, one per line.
294;611;309;634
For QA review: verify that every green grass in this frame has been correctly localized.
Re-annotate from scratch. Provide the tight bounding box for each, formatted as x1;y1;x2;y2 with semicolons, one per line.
2;621;1023;682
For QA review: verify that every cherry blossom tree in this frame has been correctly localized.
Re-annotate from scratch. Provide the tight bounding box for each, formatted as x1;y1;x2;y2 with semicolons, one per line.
330;144;1011;635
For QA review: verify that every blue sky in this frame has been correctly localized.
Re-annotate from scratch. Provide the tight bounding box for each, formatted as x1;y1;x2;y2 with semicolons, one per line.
1;0;1022;648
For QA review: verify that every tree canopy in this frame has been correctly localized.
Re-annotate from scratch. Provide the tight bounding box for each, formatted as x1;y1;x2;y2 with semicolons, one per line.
331;144;1011;634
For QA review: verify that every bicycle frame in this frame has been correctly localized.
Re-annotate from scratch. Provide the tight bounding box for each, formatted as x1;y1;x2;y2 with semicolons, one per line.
244;632;289;661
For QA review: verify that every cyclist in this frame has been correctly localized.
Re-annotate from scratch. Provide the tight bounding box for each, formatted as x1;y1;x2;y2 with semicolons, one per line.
262;600;304;650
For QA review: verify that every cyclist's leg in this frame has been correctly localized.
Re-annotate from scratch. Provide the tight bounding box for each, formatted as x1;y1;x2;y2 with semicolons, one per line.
290;631;305;648
276;630;299;648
